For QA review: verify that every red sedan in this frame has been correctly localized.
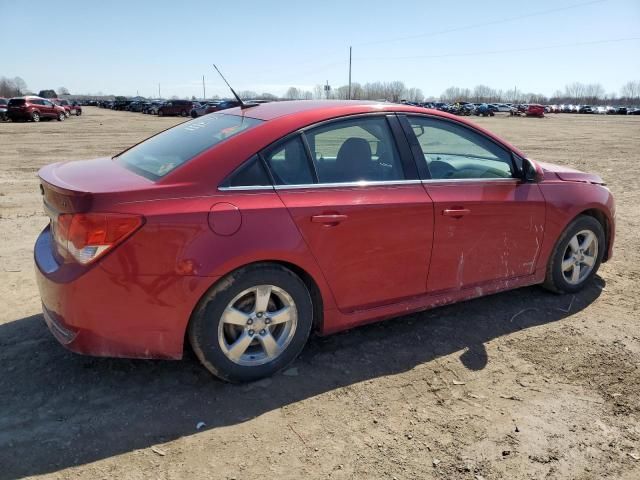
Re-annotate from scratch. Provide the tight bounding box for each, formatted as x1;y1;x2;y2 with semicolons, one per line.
35;101;615;382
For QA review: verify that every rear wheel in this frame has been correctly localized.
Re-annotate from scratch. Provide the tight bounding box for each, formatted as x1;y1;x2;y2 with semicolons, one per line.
543;215;605;293
31;111;40;122
189;264;313;383
76;110;81;116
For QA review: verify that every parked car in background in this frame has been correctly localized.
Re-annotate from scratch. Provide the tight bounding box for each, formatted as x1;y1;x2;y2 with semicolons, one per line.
190;101;219;118
34;100;615;382
157;100;195;117
127;101;146;112
629;108;640;115
0;98;8;121
54;99;82;116
113;100;133;111
578;105;594;114
7;97;67;122
474;103;494;116
526;104;546;117
146;101;164;115
492;103;511;112
594;106;607;115
616;107;628;115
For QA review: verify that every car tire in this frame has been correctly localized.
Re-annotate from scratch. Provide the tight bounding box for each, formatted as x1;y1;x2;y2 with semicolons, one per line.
181;110;187;117
31;111;41;122
158;110;164;117
189;263;313;383
76;110;81;116
57;112;65;121
191;111;198;118
64;111;70;118
543;215;605;294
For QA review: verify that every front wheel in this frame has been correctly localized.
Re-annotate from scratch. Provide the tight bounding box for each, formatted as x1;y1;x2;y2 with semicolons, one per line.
543;215;605;293
57;112;65;121
189;264;313;383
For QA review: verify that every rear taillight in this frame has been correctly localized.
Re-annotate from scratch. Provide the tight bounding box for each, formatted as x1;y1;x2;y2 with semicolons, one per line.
54;213;144;264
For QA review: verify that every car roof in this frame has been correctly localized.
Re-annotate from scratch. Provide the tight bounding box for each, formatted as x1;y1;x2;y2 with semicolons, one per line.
222;99;446;121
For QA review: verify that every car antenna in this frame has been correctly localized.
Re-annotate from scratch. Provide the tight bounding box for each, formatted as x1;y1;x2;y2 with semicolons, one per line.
212;64;255;109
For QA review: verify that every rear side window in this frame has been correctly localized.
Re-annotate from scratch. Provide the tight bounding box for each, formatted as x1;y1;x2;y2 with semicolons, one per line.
9;99;25;106
225;155;271;187
305;116;405;183
116;114;262;179
263;135;314;185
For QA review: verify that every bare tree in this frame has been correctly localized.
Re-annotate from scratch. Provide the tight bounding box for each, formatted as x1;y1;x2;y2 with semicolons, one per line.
285;87;300;100
0;77;28;97
620;80;640;102
58;86;70;96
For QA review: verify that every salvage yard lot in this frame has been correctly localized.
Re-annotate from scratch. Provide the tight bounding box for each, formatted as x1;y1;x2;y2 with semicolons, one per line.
0;108;639;479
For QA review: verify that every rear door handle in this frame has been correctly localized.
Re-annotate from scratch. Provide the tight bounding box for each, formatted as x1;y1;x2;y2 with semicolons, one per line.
311;214;348;224
443;208;471;217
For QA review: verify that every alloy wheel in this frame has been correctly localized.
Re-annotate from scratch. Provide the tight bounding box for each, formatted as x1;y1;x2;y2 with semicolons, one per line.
562;229;598;285
218;285;298;366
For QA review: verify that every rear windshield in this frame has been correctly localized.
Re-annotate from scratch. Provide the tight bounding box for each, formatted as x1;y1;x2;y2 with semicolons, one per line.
8;99;25;106
116;113;262;179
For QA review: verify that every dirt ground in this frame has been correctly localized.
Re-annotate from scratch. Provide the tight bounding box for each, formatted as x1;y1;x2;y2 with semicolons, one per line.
0;108;639;480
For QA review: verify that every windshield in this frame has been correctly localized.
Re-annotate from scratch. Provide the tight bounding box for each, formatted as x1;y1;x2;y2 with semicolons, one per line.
116;113;262;179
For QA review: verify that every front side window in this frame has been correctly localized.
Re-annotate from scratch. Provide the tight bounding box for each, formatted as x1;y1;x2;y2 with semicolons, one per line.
407;116;514;179
116;113;262;179
305;116;405;183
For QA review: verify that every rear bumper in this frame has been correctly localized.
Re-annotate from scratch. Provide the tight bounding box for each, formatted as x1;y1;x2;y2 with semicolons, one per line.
35;226;216;360
8;111;32;120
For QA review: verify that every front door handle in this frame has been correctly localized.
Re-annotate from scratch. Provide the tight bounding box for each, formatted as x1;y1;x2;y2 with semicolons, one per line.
443;208;471;217
311;214;348;224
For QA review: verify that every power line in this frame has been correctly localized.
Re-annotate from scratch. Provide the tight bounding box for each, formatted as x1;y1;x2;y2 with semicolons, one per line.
354;0;608;47
357;36;640;61
252;0;609;81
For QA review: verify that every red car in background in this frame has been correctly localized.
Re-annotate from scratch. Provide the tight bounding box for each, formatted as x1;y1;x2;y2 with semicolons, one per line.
52;99;82;116
526;104;545;117
35;101;615;382
8;96;67;122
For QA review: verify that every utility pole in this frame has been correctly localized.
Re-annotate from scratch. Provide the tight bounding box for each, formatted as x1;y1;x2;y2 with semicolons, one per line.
348;46;352;100
202;75;206;100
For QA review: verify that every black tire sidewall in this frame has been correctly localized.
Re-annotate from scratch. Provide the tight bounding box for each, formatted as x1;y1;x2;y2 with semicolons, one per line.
548;216;605;293
189;265;313;382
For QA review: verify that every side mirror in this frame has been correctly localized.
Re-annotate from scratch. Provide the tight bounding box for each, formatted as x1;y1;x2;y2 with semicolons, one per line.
523;158;543;182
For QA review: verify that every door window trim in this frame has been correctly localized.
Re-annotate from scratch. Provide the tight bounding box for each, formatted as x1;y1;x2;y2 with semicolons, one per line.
397;113;524;182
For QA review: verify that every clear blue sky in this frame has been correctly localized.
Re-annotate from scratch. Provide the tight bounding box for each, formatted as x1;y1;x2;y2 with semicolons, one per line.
3;0;639;99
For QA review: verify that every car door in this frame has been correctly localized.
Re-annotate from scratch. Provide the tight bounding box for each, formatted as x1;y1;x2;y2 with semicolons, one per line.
400;115;545;293
264;114;435;312
40;99;54;118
